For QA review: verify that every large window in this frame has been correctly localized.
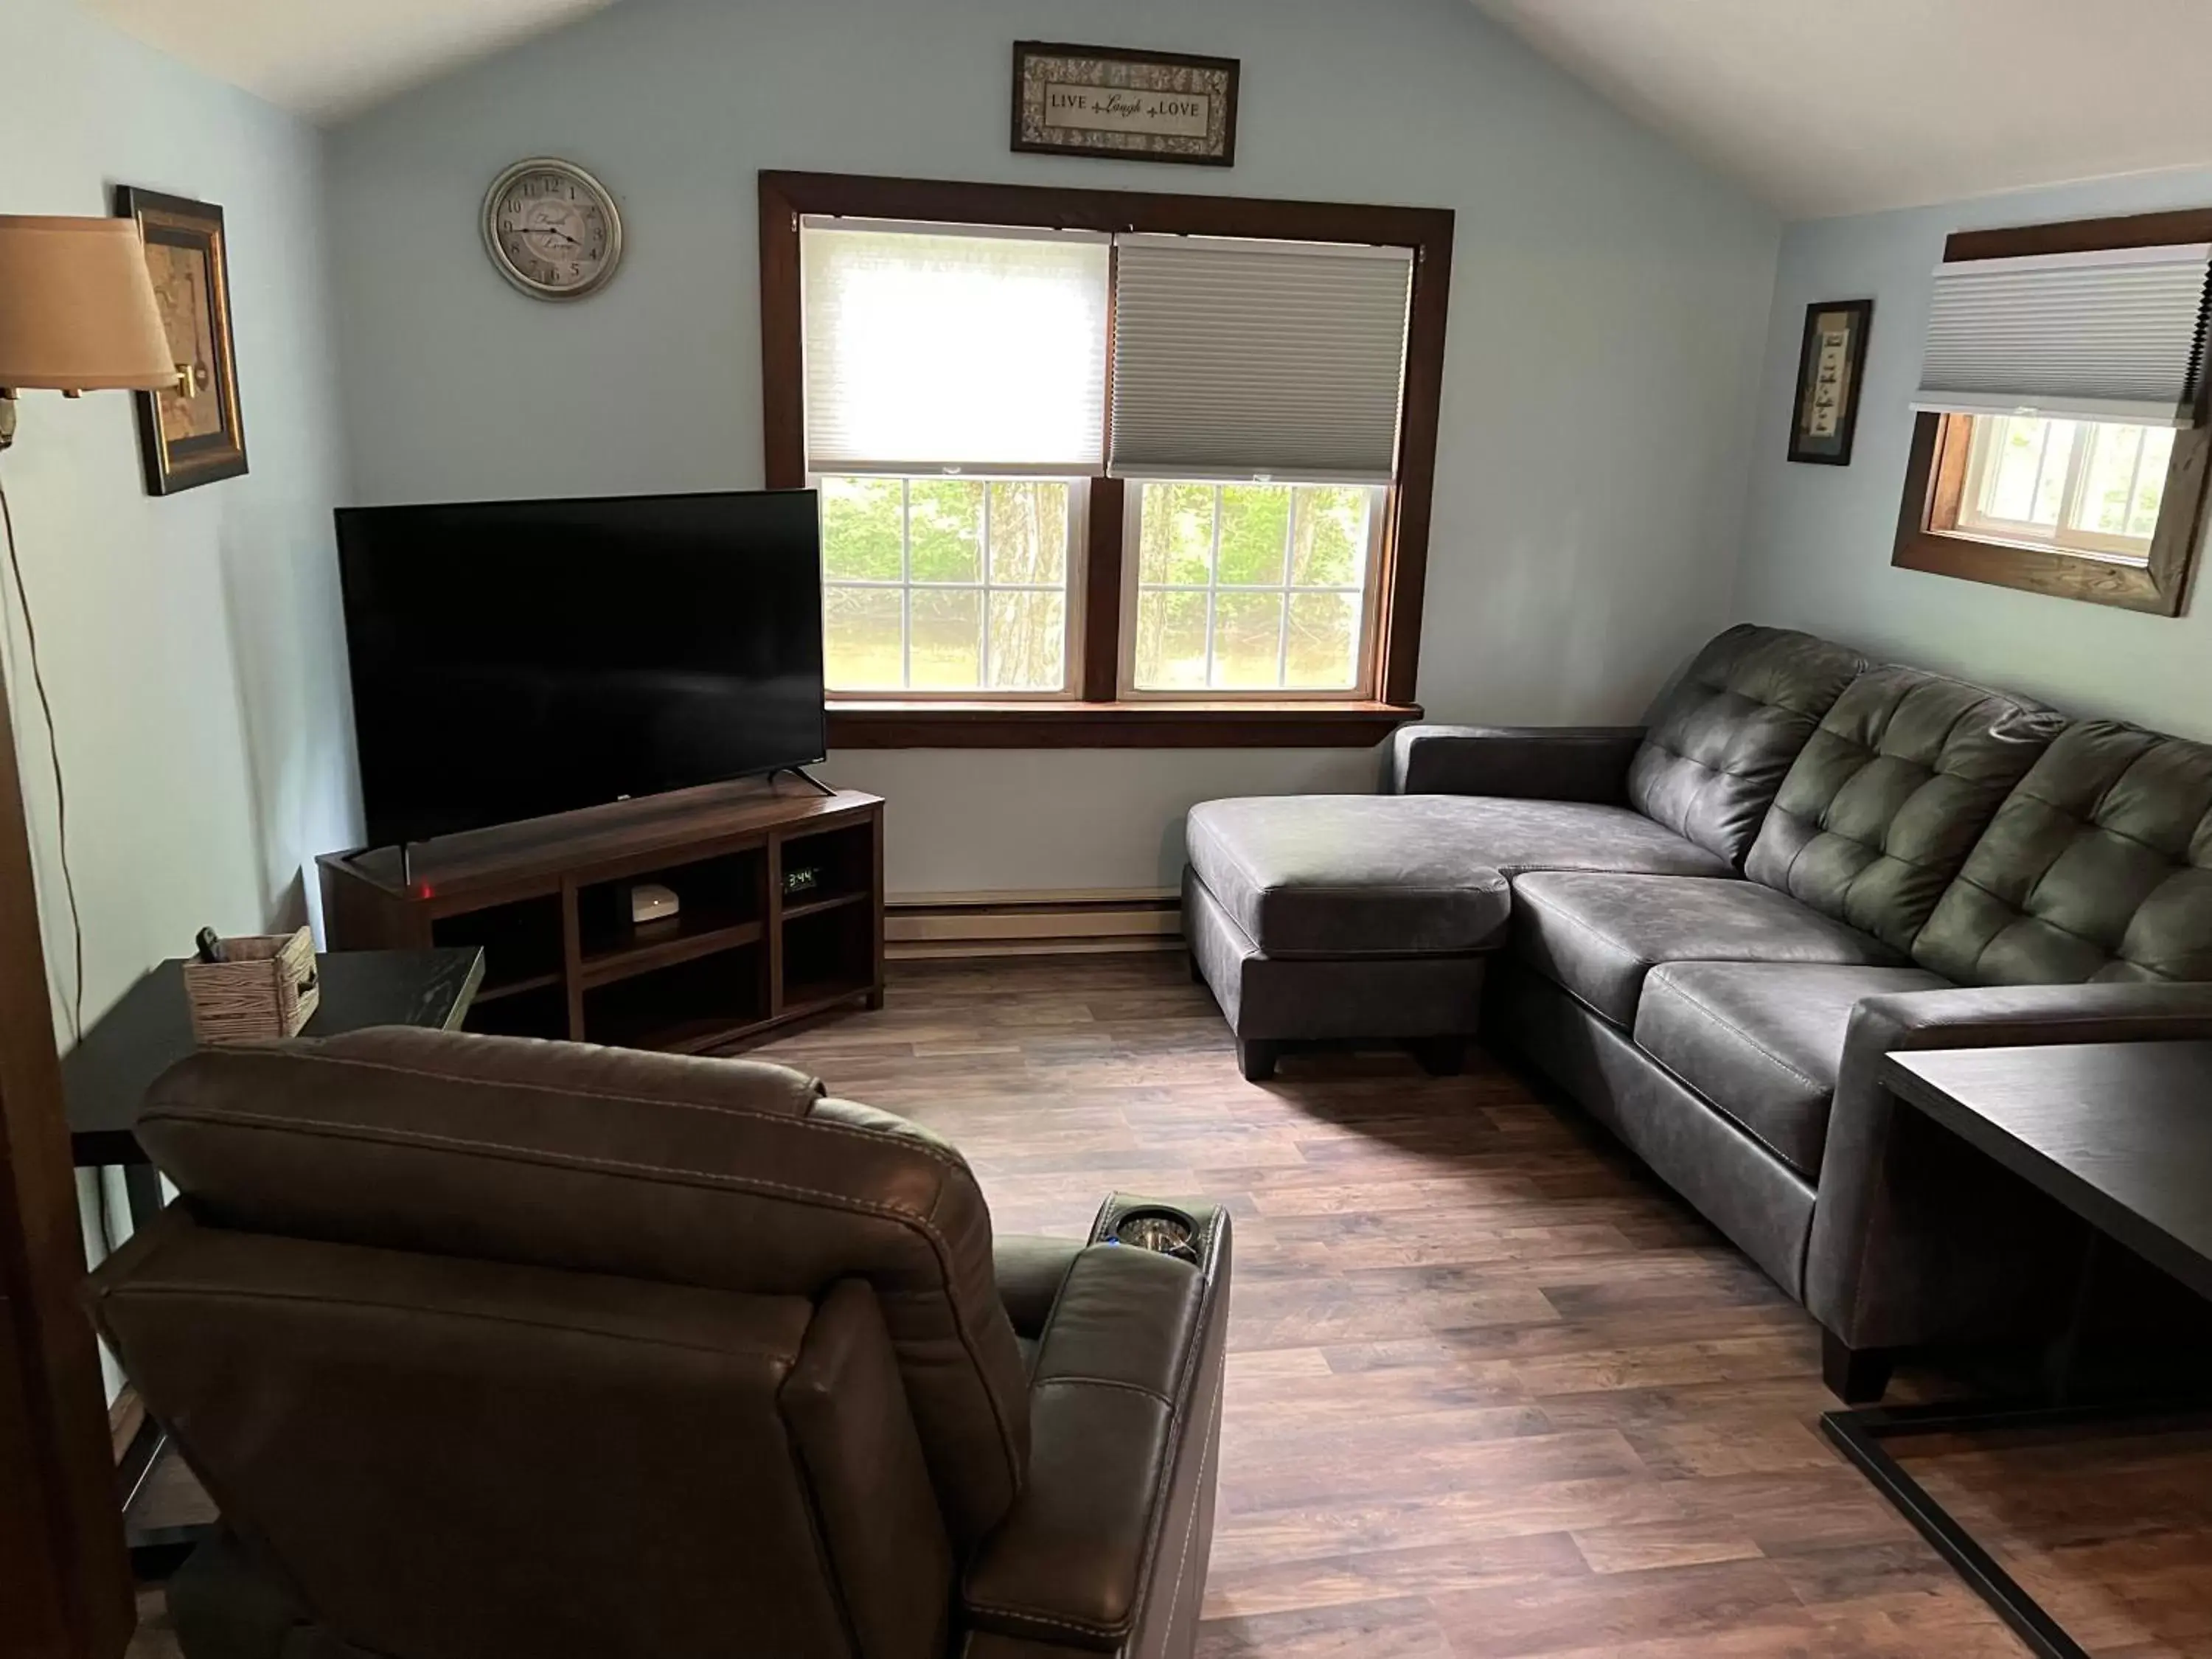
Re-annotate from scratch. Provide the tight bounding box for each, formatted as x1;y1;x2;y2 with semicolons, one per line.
765;172;1454;745
1896;211;2212;616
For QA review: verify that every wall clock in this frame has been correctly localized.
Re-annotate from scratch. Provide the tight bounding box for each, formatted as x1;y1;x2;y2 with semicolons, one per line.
481;158;624;301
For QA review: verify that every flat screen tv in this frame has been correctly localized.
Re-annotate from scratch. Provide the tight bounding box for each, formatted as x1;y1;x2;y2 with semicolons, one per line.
335;489;825;851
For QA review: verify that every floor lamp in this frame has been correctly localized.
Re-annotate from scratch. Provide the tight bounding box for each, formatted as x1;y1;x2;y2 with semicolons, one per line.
0;214;190;1659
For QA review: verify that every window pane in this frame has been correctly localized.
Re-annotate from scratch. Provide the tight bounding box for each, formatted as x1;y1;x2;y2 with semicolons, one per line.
821;476;903;580
2031;420;2075;525
1285;592;1360;689
1134;590;1208;689
1290;486;1368;587
801;224;1108;470
1217;484;1289;585
2073;422;2143;536
2131;428;2175;540
818;472;1074;693
1212;591;1284;688
1138;482;1214;585
911;588;982;689
1982;417;2051;524
908;478;982;582
988;481;1069;584
824;585;903;689
988;591;1065;689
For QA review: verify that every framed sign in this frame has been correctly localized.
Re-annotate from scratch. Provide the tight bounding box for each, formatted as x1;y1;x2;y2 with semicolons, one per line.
1012;42;1239;167
113;187;248;495
1788;298;1872;465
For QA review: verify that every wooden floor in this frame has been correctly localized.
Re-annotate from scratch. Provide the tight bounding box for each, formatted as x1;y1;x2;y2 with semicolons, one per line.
131;953;2212;1657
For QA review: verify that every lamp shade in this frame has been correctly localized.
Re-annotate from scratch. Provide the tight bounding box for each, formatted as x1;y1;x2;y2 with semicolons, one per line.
0;215;178;392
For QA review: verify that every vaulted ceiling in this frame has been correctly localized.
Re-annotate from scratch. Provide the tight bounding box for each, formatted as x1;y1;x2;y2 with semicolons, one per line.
77;0;2212;219
1464;0;2212;218
79;0;617;122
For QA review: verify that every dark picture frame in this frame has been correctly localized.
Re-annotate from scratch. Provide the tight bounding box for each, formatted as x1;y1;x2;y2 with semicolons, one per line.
113;187;248;496
1787;298;1872;465
1011;42;1239;167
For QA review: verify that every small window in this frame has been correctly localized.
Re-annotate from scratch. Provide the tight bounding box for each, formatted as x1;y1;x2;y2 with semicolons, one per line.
1950;414;2175;560
1893;210;2212;616
1123;481;1382;694
818;474;1078;694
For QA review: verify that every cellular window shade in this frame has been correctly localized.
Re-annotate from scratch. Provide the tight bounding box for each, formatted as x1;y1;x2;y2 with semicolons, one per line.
1913;243;2212;428
801;218;1110;472
1109;235;1414;483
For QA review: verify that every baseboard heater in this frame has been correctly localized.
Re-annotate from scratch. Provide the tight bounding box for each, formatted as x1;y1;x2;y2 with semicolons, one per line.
885;889;1182;960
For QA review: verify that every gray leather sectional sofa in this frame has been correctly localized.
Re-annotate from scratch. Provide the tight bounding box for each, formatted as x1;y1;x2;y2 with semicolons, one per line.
1182;625;2212;1399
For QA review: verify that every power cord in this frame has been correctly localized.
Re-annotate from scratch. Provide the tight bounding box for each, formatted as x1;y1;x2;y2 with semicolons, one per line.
0;462;87;1044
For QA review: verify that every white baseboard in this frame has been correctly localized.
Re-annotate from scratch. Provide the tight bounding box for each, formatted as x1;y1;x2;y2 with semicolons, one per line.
886;889;1183;960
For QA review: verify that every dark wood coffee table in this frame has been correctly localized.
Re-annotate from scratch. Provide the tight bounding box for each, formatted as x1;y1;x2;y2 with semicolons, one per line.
1821;1041;2212;1659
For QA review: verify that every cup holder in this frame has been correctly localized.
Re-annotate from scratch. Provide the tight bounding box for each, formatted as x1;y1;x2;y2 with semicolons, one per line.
1110;1205;1201;1265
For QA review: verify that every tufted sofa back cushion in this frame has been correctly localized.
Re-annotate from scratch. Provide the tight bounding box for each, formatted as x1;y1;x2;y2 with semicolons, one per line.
1913;720;2212;985
1627;625;1867;866
1745;666;2065;952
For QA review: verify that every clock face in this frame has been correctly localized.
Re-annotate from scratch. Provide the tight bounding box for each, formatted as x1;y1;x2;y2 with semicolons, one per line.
482;160;622;299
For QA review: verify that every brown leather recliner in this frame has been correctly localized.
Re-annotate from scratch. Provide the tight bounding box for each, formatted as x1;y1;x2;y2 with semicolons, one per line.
86;1028;1232;1659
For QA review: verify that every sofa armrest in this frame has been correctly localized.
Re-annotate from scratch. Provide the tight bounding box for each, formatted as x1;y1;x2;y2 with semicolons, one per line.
961;1198;1231;1655
1806;981;2212;1349
1382;723;1645;801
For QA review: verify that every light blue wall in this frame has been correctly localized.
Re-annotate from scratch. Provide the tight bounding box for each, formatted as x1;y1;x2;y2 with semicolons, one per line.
1737;167;2212;738
4;0;358;1014
6;0;355;1394
327;0;1782;893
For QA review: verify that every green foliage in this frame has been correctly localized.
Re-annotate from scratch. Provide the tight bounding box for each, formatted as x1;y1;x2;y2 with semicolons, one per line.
1217;486;1288;585
1138;482;1215;584
908;479;981;582
821;477;902;580
1292;487;1367;586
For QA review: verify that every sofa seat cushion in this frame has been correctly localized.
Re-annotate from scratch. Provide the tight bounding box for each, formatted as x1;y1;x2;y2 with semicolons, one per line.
1511;872;1908;1028
1635;962;1952;1177
1184;798;1528;958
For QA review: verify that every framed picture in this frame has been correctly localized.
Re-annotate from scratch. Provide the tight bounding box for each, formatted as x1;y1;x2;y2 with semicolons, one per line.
1788;299;1872;465
1011;41;1239;167
113;187;248;495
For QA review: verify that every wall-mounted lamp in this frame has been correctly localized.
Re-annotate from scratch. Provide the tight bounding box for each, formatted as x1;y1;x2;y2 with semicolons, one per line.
0;215;183;451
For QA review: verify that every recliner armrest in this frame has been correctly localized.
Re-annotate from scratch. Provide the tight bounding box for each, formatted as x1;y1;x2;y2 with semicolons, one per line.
1383;723;1646;801
962;1198;1232;1655
1806;981;2212;1348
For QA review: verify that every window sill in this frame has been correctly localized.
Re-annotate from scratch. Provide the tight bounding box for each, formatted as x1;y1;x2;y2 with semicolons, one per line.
825;698;1424;748
1893;526;2176;614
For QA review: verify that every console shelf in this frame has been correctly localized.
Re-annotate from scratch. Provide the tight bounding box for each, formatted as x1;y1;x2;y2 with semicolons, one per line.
319;782;883;1054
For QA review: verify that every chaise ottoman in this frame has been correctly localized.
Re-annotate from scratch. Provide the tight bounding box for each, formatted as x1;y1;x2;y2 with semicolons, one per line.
1182;796;1511;1080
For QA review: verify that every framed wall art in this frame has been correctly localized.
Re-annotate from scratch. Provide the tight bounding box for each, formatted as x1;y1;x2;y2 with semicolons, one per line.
114;187;248;495
1011;42;1239;167
1788;298;1872;465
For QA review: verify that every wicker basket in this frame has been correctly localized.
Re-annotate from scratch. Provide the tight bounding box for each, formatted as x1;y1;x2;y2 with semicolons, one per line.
183;927;321;1043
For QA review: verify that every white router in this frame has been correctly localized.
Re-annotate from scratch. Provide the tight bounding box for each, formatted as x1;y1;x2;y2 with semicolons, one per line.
628;882;681;925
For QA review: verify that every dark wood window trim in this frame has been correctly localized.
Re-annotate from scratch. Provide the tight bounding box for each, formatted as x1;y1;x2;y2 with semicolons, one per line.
1893;209;2212;617
759;170;1452;747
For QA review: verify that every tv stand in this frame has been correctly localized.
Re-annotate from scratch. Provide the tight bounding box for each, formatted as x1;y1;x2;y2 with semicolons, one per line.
319;782;883;1054
773;765;837;798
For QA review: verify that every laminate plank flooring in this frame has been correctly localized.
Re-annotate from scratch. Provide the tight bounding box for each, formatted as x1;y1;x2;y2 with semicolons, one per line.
126;953;2212;1658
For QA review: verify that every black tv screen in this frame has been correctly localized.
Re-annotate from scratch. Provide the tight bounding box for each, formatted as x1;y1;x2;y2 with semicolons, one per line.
336;489;825;850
